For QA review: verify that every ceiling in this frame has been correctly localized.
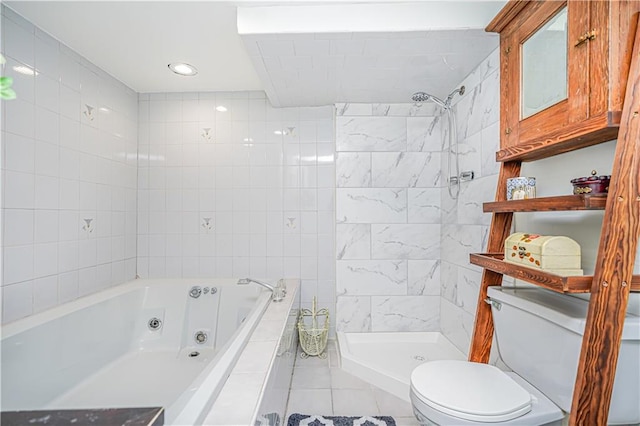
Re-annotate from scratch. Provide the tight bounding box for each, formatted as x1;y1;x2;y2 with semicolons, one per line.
6;1;264;93
6;1;504;107
242;29;497;106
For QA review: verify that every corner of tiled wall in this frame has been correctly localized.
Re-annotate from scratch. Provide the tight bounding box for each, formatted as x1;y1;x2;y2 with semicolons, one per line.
439;48;500;355
1;5;138;323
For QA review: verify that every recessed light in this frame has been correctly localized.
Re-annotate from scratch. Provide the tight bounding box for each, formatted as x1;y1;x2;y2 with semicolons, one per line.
168;63;198;76
274;130;284;135
216;106;228;112
13;65;38;76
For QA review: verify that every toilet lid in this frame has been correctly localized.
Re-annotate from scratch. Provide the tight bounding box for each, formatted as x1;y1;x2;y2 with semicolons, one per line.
411;360;532;423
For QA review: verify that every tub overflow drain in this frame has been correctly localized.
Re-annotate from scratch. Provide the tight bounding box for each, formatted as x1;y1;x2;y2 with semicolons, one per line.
189;351;200;358
413;355;425;361
148;317;162;331
194;331;208;344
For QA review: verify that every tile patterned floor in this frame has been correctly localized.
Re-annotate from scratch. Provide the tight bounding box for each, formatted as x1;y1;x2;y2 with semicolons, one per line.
285;340;420;426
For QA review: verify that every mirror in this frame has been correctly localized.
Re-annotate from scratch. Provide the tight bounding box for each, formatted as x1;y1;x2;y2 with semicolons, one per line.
521;6;568;119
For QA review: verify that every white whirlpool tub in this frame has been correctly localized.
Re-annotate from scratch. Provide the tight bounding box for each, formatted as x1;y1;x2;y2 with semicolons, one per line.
1;278;300;425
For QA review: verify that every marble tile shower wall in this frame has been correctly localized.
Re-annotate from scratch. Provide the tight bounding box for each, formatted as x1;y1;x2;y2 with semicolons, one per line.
334;103;444;332
136;94;335;317
439;49;500;355
1;6;139;323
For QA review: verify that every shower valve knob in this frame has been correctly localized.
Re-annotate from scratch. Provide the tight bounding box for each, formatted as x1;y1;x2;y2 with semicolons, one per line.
460;171;475;182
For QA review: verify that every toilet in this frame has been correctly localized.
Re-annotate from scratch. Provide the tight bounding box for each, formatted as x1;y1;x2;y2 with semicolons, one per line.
410;287;640;425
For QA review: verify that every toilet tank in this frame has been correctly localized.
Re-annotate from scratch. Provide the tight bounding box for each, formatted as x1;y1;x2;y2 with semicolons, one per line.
488;287;640;425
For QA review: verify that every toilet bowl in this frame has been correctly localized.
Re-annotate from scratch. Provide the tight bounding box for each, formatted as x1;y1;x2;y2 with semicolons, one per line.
409;287;640;426
410;360;563;425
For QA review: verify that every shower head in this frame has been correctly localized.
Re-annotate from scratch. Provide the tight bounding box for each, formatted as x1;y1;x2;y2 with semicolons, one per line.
411;86;465;109
411;92;432;103
411;91;447;108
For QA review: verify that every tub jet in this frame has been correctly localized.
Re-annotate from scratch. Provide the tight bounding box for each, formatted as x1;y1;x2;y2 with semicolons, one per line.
148;317;162;331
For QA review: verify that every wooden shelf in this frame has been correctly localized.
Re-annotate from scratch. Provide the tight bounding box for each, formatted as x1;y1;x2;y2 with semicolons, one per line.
495;122;620;162
483;194;608;213
470;253;640;294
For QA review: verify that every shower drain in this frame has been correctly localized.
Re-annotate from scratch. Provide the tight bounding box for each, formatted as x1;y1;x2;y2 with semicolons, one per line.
188;351;200;358
413;355;426;361
148;317;162;331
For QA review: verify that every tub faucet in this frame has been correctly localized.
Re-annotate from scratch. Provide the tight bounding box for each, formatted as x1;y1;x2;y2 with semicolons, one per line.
237;278;285;302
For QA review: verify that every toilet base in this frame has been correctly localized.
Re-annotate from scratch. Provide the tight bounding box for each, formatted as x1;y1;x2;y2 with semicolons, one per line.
411;372;564;426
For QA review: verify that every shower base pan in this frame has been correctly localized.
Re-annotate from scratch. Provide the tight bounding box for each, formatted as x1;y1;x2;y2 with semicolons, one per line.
336;331;465;402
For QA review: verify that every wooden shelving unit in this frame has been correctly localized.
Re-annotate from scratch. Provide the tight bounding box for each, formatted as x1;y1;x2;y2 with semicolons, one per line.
483;194;608;213
470;253;640;293
471;3;640;424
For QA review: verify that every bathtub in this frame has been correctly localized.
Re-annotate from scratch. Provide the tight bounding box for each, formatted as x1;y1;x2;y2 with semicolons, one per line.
1;278;299;425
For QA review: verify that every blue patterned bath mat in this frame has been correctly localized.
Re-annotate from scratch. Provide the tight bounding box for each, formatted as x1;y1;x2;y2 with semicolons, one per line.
287;414;396;426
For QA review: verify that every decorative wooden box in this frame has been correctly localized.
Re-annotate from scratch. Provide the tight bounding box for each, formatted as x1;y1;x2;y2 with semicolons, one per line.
570;170;611;195
504;233;583;276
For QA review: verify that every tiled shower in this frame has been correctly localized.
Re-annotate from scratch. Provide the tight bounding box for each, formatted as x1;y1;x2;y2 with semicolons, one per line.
330;51;501;353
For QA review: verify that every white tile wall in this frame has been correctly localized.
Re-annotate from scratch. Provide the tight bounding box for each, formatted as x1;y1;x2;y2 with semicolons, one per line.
439;48;500;355
337;117;407;152
1;5;138;324
371;295;439;331
336;260;407;296
335;103;443;332
137;93;336;332
336;188;407;224
372;224;440;259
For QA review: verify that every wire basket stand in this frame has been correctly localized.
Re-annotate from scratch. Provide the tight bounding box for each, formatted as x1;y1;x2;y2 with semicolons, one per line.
297;297;329;358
